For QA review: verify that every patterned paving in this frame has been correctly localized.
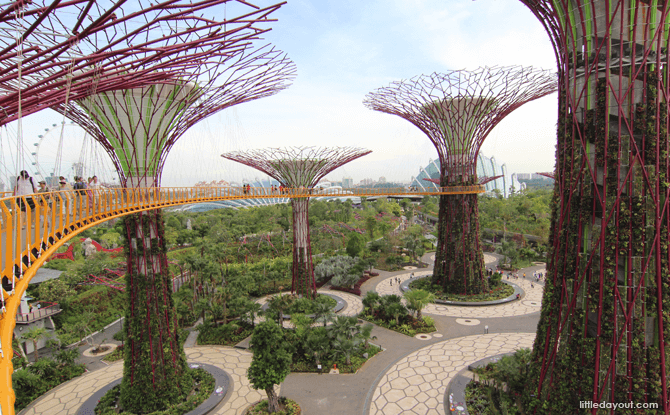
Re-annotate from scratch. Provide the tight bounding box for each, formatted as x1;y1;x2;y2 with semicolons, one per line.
375;270;543;318
369;333;536;415
20;347;262;415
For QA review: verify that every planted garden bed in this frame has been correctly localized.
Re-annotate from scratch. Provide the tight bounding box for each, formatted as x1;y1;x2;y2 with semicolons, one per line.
94;367;214;415
359;293;436;337
246;397;301;415
409;275;514;302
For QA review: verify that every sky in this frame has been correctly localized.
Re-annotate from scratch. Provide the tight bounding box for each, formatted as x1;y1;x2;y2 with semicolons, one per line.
2;0;559;188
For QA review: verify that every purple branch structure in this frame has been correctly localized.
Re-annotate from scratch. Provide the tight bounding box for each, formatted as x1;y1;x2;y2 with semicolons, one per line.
517;1;670;411
222;146;371;298
0;0;285;125
364;66;556;295
44;2;295;411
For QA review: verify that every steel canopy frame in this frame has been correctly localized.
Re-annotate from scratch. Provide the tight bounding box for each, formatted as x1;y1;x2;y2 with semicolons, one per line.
518;1;670;412
57;44;296;187
0;0;286;125
364;66;557;295
222;146;372;298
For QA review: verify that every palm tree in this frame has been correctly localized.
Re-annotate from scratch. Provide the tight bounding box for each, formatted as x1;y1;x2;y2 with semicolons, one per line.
403;289;436;321
358;323;377;349
386;302;406;326
362;291;380;315
305;327;330;366
329;316;359;340
242;299;263;328
331;335;362;366
21;326;49;361
313;301;334;328
267;294;289;326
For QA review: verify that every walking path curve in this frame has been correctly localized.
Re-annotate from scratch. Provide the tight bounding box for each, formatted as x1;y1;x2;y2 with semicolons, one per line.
368;332;536;415
20;347;261;415
374;272;544;318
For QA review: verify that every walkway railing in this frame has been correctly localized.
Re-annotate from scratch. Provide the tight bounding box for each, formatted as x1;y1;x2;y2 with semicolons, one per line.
0;184;483;414
15;303;61;324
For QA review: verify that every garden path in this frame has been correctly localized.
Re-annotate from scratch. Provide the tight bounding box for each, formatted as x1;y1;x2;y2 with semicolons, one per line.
19;347;266;415
368;332;536;415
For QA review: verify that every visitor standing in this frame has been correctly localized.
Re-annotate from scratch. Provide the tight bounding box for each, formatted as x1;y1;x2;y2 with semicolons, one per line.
13;170;36;229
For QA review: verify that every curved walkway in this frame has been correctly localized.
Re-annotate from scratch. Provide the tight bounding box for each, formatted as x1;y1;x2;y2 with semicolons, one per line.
20;347;260;415
368;332;536;415
375;271;543;318
252;289;364;327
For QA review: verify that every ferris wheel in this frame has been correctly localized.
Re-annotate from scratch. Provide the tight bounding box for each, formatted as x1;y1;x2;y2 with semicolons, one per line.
32;121;118;187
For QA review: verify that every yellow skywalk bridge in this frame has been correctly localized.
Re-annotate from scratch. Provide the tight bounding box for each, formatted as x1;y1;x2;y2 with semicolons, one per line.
0;184;483;414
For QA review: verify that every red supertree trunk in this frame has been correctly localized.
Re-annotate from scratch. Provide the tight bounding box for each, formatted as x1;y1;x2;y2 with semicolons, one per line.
120;208;190;412
433;188;485;294
518;1;670;412
291;198;316;298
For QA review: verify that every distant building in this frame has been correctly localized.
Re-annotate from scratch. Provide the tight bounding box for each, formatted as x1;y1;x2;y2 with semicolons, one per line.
379;176;386;184
360;178;374;186
517;173;532;180
342;177;353;188
409;154;523;198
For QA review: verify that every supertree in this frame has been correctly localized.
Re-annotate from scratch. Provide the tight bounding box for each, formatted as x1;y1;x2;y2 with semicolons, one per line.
0;0;244;125
222;146;371;298
364;67;556;295
49;8;296;414
516;1;670;412
0;2;286;413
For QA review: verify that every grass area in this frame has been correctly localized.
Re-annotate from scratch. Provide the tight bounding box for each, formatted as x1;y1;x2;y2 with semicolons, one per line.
94;367;214;415
409;278;514;302
290;344;382;374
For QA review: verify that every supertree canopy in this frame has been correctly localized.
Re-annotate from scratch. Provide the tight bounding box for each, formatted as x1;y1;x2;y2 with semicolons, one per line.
0;0;254;125
222;146;371;298
364;66;556;295
518;1;670;412
48;3;295;412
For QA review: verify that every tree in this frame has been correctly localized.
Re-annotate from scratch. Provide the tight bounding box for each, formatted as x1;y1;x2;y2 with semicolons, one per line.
305;327;330;366
403;289;436;321
365;216;377;240
36;278;74;304
330;335;362;365
21;327;49;362
313;300;334;328
346;233;366;258
362;291;380;314
358;323;377;349
247;321;292;413
328;316;359;340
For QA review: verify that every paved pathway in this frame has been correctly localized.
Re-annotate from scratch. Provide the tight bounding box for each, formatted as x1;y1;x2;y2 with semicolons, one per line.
374;270;543;318
20;347;262;415
253;289;363;326
368;332;536;415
